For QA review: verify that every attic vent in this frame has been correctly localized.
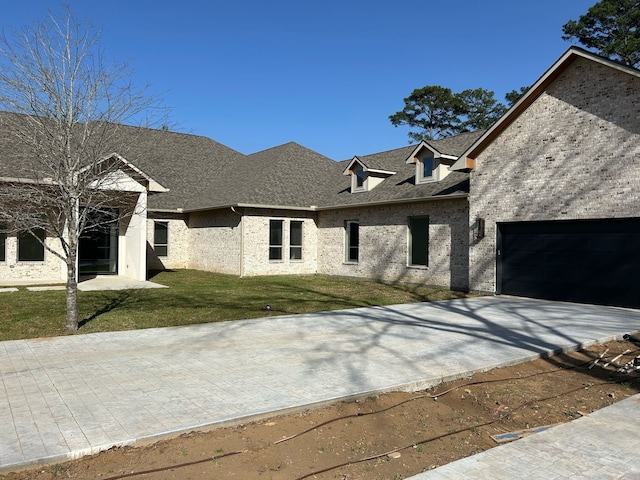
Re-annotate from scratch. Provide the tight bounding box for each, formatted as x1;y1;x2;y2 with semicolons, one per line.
161;125;169;132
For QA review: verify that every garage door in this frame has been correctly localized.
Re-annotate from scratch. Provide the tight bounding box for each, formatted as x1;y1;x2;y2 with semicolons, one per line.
497;219;640;308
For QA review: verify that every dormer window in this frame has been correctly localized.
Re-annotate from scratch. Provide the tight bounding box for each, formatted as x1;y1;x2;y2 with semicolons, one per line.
343;157;395;193
421;156;435;182
406;142;455;185
353;164;365;191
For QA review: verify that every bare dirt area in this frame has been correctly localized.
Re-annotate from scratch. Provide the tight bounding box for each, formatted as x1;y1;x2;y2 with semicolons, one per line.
4;337;640;480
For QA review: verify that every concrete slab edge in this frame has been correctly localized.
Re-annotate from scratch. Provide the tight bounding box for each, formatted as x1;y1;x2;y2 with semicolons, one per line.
1;438;136;474
1;333;627;474
26;286;66;292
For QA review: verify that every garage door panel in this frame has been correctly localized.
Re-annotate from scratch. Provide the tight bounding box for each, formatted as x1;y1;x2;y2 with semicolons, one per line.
498;219;640;309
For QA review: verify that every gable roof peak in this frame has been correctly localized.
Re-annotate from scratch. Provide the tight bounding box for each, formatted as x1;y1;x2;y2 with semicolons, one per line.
451;47;640;171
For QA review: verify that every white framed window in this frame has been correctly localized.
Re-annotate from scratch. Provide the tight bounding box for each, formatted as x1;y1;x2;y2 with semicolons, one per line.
269;219;284;260
408;216;429;266
345;220;359;263
290;220;303;260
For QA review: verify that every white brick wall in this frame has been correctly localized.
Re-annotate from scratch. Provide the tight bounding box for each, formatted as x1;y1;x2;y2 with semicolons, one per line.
0;234;65;282
187;209;242;275
147;213;190;271
469;57;640;293
241;208;318;276
317;199;469;289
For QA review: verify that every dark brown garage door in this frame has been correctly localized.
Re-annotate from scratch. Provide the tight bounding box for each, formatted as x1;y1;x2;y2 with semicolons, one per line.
497;219;640;308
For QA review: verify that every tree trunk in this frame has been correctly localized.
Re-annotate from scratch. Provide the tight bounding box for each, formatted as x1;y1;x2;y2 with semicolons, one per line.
66;256;79;331
65;227;79;331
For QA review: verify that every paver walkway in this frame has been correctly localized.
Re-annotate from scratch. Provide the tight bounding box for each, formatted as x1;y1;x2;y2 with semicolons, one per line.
409;393;640;479
1;296;640;474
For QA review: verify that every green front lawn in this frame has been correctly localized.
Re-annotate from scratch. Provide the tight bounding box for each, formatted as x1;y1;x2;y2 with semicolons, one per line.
0;270;475;341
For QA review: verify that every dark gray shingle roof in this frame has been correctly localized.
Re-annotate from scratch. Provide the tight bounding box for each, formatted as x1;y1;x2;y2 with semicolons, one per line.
0;111;479;211
429;130;486;157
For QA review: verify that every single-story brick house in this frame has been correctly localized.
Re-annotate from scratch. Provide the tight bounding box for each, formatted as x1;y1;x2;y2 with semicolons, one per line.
1;47;639;308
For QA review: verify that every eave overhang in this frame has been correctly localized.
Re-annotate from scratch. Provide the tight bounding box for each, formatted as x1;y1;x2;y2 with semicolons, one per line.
149;193;468;215
87;153;169;193
342;156;396;176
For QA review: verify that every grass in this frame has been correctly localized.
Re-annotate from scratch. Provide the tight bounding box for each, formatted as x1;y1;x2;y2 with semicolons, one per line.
0;269;475;341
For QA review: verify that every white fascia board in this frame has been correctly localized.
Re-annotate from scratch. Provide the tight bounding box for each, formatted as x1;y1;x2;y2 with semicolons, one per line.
90;169;146;192
366;168;397;176
343;157;395;176
405;141;441;164
343;156;366;175
85;152;169;192
168;203;318;214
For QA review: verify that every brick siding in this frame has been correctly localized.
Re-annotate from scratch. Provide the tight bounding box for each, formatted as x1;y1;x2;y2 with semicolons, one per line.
0;235;64;282
317;199;469;290
241;208;318;276
469;57;640;293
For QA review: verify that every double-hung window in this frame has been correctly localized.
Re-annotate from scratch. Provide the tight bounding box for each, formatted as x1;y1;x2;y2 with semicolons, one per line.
408;216;429;266
154;221;168;257
345;220;359;263
18;228;45;262
290;221;303;260
269;219;284;260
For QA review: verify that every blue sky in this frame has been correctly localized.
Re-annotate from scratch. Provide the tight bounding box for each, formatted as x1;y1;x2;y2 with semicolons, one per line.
2;1;595;160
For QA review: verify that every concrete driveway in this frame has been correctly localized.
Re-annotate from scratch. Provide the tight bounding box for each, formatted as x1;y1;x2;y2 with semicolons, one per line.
1;296;640;472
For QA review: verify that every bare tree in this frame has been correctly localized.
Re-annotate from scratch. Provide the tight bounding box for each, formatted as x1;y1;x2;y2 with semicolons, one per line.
0;7;167;330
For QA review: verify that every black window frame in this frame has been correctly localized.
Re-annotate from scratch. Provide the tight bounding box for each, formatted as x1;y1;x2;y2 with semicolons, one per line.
154;221;169;257
345;220;359;263
408;216;429;267
290;220;303;261
269;219;284;261
0;225;5;262
18;228;45;262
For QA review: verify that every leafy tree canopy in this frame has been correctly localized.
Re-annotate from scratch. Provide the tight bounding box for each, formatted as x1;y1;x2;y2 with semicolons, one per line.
504;86;531;107
389;86;464;142
389;86;510;142
562;0;640;67
456;88;507;132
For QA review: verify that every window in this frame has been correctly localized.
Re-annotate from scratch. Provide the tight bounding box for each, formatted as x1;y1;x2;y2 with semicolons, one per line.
409;216;429;266
290;220;303;260
154;221;168;257
0;225;5;262
18;228;45;262
269;219;283;260
423;157;434;178
416;155;441;184
345;221;359;263
352;164;365;192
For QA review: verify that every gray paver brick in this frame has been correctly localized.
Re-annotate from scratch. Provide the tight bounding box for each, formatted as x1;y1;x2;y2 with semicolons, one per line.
1;296;640;477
